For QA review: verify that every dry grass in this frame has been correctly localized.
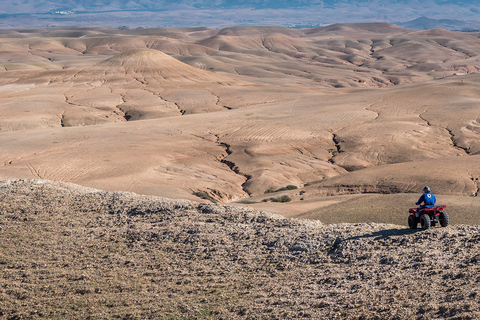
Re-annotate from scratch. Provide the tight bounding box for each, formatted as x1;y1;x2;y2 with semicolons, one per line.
1;179;480;319
294;193;480;226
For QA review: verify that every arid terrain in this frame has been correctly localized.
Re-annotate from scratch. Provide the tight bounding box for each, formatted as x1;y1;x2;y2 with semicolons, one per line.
1;24;480;318
1;179;480;319
0;24;479;217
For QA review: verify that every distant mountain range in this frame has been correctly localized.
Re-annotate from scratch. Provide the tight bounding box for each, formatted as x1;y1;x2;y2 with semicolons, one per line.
399;16;479;31
0;0;479;30
0;0;480;14
1;0;479;12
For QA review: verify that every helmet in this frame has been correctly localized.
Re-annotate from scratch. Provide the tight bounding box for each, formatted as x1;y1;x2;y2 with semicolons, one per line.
423;186;431;193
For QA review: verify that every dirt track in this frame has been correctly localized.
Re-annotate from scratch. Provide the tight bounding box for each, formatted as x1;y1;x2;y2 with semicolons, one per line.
1;179;479;319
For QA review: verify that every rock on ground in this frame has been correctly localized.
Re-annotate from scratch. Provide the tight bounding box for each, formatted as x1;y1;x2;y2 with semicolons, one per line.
1;179;479;319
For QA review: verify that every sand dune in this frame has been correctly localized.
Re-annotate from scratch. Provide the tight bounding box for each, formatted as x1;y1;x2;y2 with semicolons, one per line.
0;24;479;214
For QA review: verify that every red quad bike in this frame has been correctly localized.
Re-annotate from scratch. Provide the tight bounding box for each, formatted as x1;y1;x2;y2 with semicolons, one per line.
408;206;450;230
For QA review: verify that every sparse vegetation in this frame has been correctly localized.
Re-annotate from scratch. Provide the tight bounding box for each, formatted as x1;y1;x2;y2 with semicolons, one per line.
236;199;258;204
263;195;292;203
265;185;298;194
304;177;326;187
273;195;292;202
192;191;217;203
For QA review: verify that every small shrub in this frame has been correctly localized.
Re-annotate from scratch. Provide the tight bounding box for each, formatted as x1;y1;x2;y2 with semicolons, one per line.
192;192;217;204
265;185;298;194
271;195;292;203
237;200;257;204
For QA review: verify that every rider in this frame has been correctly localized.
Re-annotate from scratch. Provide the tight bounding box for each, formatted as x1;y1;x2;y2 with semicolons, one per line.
415;186;436;216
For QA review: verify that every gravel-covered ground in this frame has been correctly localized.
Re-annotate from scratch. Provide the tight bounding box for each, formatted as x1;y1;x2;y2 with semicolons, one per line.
1;179;480;319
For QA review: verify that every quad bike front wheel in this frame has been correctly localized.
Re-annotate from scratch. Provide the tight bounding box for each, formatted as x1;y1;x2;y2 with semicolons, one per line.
439;211;450;227
420;214;431;230
408;215;417;229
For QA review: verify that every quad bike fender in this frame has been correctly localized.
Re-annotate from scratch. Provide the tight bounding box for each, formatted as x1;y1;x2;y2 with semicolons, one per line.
409;206;447;215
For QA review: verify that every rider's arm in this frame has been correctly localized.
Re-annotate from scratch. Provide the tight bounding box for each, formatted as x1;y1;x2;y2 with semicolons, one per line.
416;194;424;205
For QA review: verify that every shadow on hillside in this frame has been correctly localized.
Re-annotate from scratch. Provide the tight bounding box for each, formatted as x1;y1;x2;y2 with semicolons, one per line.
345;227;421;241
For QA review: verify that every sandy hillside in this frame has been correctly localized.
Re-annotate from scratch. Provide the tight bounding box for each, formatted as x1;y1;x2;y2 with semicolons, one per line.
1;179;480;319
0;24;479;216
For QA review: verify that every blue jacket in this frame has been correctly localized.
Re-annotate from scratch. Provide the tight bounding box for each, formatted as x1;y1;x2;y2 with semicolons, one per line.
416;192;436;208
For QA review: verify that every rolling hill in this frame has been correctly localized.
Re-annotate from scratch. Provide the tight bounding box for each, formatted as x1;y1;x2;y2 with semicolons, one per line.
0;24;479;218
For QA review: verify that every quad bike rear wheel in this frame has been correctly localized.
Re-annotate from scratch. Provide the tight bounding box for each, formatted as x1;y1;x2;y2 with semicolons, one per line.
408;215;417;229
420;214;431;230
439;211;450;227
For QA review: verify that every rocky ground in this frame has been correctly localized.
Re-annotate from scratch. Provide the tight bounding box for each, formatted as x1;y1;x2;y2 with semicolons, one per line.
1;179;480;319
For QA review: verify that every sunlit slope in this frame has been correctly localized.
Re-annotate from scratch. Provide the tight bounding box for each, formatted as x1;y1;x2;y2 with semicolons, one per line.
0;47;295;130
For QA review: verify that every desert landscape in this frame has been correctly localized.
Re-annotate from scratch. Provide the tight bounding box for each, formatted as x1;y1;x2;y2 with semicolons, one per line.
1;24;479;213
0;23;480;318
